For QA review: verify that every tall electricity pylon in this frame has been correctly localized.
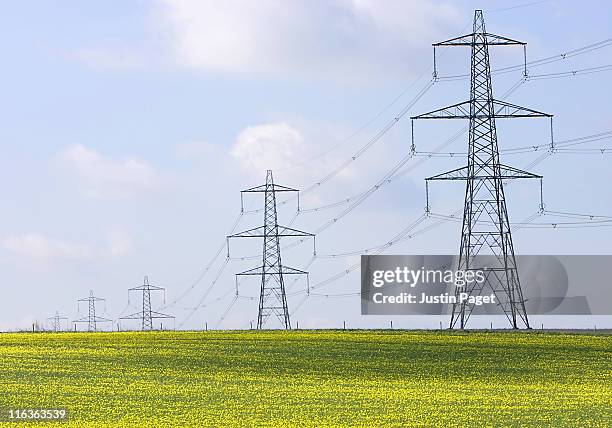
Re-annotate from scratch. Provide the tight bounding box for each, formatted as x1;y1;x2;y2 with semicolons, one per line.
120;276;174;331
47;311;68;332
411;10;552;329
228;170;314;329
74;290;111;332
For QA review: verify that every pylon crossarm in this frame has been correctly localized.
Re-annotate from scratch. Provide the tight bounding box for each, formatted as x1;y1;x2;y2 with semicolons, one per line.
412;99;551;120
427;164;541;181
149;311;175;319
434;32;525;47
229;225;312;238
228;225;265;238
74;316;112;322
236;266;265;276
119;312;143;320
411;100;471;119
241;184;298;193
497;164;542;179
277;225;314;237
237;265;308;276
128;284;164;291
491;100;552;118
279;266;309;275
120;311;172;320
426;165;469;180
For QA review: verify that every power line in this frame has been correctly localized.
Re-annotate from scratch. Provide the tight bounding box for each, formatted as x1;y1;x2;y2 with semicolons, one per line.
528;64;612;80
178;256;231;328
173;289;235;313
218;32;612;328
554;148;612;154
287;122;560;306
297;79;435;198
162;37;612;328
276;72;431;173
296;76;527;217
429;212;612;228
165;38;611;311
315;214;428;259
485;0;550;13
436;38;612;81
414;129;612;158
161;211;245;311
274;21;477;175
215;295;239;329
543;209;612;220
182;38;611;273
288;214;431;297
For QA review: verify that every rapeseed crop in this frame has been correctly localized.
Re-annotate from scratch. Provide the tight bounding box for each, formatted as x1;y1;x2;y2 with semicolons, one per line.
0;330;610;427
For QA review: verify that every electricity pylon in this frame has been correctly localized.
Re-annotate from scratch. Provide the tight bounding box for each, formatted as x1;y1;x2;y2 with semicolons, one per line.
47;311;68;332
74;290;111;332
228;170;314;329
120;276;174;331
411;10;552;329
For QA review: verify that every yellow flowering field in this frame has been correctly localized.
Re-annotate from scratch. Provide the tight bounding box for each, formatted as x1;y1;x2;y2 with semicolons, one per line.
0;330;610;427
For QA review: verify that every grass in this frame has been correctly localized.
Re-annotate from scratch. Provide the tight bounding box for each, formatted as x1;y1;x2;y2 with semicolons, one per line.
0;330;610;427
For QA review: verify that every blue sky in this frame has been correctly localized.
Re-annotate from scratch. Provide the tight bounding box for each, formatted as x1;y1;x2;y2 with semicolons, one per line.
0;0;611;330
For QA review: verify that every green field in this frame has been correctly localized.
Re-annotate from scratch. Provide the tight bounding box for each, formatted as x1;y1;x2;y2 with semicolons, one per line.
0;330;610;427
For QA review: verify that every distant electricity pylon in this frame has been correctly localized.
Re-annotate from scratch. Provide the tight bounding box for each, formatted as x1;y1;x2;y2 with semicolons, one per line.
411;10;553;329
228;170;314;329
120;276;174;331
74;290;112;332
47;311;68;332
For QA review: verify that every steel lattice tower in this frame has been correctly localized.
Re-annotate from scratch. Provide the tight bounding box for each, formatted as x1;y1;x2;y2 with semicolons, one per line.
120;276;174;331
47;311;68;332
228;170;314;329
74;290;111;332
412;10;552;329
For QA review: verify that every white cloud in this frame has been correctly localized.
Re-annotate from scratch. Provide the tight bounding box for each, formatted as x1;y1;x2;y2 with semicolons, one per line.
3;231;135;263
3;234;93;262
59;144;158;199
227;119;400;212
106;230;134;257
154;0;462;81
63;1;462;82
230;122;306;175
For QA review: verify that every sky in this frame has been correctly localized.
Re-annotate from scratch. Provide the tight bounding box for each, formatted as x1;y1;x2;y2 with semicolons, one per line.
0;0;611;331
